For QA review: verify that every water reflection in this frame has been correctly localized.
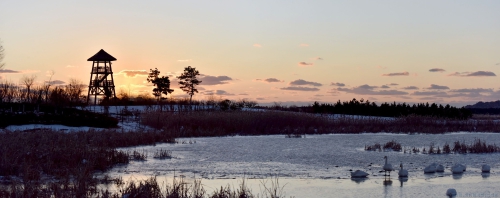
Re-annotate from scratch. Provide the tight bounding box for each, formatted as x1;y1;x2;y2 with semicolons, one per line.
350;177;368;184
452;173;463;180
481;172;490;178
383;178;392;186
398;177;408;187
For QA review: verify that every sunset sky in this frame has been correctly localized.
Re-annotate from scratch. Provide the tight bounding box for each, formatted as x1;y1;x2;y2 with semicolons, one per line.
1;1;499;106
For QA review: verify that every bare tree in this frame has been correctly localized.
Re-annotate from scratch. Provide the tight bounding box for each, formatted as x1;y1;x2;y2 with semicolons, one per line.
177;66;202;103
67;78;85;107
43;70;55;103
21;75;37;102
0;39;5;70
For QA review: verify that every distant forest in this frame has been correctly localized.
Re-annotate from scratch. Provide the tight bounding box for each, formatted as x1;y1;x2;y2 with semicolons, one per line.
310;99;472;119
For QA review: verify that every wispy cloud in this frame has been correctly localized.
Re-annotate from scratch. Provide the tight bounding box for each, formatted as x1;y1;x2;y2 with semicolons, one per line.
253;44;262;48
380;85;390;89
66;65;77;68
382;71;409;76
177;59;192;62
47;80;65;85
215;90;234;95
330;82;345;87
449;88;493;93
299;43;309;47
337;85;408;95
389;83;399;86
0;69;20;73
467;71;496;77
313;57;323;60
280;86;320;91
256;78;283;83
427;84;449;90
358;84;377;89
118;70;149;77
429;68;446;72
289;79;322;87
448;71;496;77
199;75;233;85
298;62;314;67
402;86;419;90
412;91;448;97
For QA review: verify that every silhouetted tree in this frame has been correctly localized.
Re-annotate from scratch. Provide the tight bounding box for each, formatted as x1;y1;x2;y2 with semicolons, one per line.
177;66;202;103
21;75;36;102
147;68;174;101
0;39;5;70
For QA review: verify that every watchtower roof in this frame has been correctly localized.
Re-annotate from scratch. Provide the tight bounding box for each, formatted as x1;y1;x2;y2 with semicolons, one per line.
87;49;117;61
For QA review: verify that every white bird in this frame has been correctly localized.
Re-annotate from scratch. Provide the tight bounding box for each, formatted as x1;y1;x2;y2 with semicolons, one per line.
424;163;437;173
446;188;457;197
383;156;394;176
436;164;445;172
351;170;369;178
398;162;408;177
482;164;491;173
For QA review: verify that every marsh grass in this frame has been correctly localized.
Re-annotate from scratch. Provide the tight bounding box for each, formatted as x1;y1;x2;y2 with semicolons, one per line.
142;110;500;137
153;149;173;159
0;128;176;197
370;139;500;154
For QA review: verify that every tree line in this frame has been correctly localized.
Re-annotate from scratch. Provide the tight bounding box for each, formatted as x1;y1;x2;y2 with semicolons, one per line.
311;98;472;119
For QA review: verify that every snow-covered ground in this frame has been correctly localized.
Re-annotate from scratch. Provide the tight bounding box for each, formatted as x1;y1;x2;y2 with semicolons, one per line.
105;133;500;197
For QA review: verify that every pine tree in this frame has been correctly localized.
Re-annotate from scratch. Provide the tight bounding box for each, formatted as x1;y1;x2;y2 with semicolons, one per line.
177;66;202;103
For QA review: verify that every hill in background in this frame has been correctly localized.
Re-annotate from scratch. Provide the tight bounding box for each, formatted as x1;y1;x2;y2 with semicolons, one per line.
465;100;500;109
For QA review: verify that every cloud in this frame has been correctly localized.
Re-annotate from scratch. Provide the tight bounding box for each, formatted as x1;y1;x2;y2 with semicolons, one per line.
118;70;149;77
429;68;446;72
382;71;409;76
289;79;322;87
0;69;20;73
448;71;496;77
358;84;377;89
48;80;65;85
467;71;496;77
239;93;249;95
330;82;345;87
299;43;309;47
389;83;399;86
380;85;390;89
66;65;77;68
199;75;233;85
337;85;408;95
256;78;283;83
412;91;448;97
280;86;320;91
313;94;324;97
449;88;493;93
298;62;314;67
177;59;192;62
313;57;323;60
256;97;266;100
253;44;262;48
376;66;387;70
402;86;419;90
427;84;449;90
215;90;234;96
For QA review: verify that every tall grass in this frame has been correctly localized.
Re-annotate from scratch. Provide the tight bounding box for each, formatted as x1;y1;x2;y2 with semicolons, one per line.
141;110;500;136
0;128;176;197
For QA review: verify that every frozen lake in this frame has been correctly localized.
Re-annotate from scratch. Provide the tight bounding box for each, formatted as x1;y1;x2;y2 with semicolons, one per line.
106;133;500;197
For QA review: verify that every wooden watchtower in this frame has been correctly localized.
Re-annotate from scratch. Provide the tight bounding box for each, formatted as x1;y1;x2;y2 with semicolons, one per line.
87;49;117;104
